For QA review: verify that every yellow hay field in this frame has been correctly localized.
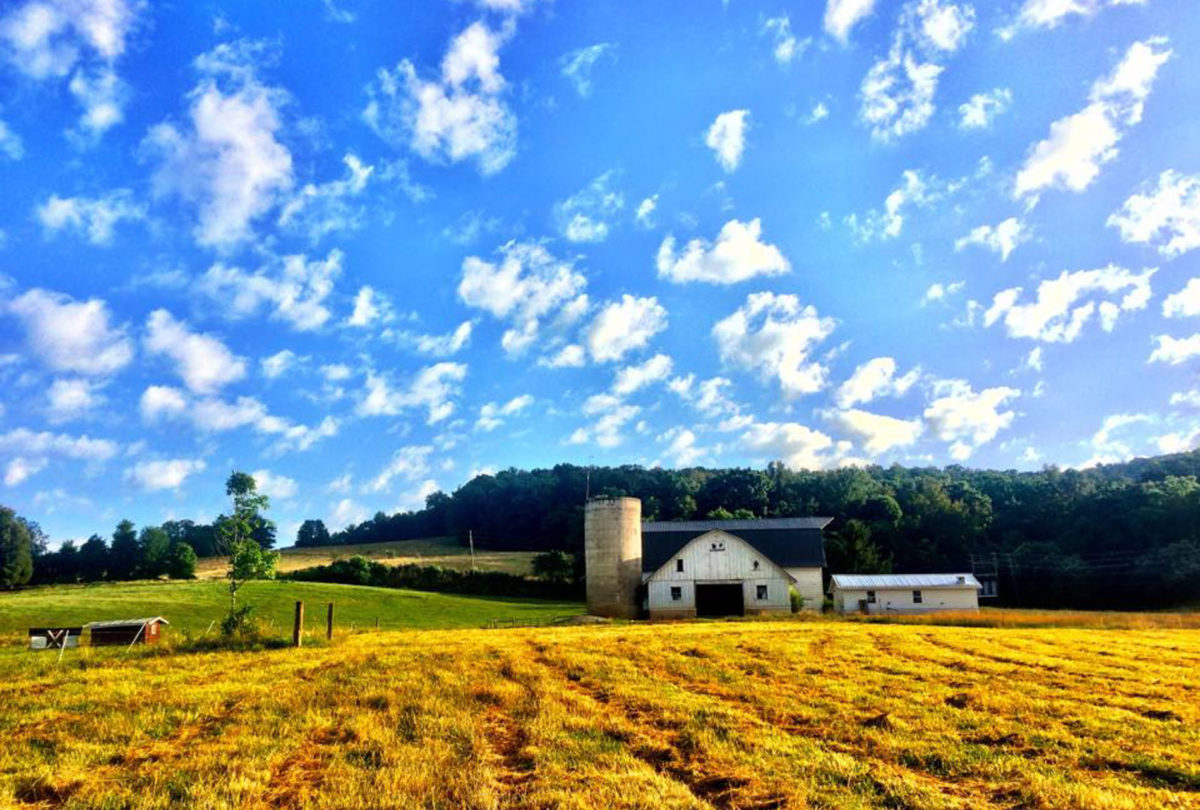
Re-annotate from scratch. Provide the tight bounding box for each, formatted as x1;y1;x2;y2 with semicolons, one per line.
3;620;1199;809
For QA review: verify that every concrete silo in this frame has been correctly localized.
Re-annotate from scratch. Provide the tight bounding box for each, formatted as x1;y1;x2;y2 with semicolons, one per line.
584;496;642;618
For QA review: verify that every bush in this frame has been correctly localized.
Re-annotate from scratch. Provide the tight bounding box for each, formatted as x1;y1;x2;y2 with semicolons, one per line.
220;604;260;638
789;588;805;613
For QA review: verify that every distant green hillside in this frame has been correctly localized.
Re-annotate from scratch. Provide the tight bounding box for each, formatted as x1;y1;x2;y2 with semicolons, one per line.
0;580;582;642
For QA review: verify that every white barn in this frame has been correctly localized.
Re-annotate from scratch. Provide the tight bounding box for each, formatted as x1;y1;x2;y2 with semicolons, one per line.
641;518;830;619
829;573;982;615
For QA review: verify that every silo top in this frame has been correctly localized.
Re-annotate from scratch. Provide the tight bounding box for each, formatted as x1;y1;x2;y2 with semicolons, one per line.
585;496;641;511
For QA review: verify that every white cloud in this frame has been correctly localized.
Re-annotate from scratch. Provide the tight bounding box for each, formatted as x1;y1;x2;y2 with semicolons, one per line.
357;363;467;424
67;65;125;141
807;102;830;125
923;280;965;304
657;218;790;285
0;427;119;487
635;195;658;228
741;419;837;470
825;0;878;43
363;21;516;175
586;295;668;363
924;379;1019;459
475;394;533;431
8;288;133;376
954;217;1027;261
1150;334;1200;365
4;457;47;486
1163;279;1200;319
459;241;587;358
612;354;673;396
671;375;743;421
560;43;614;97
252;468;297;499
705;109;749;172
984;266;1154;342
401;321;474;357
139;385;189;421
713;292;835;397
835;357;921;408
277;153;375;244
46;377;103;422
1012;0;1147;32
144;309;246;394
568;394;640;448
329;497;368;530
320;364;352;383
261;349;300;379
847;169;936;242
832;408;924;455
762;16;807;65
1083;412;1152;466
555;171;624;243
540;344;586;368
144;40;294;249
1108;170;1200;259
657;426;706;467
347;285;390;328
125;458;206;491
1014;38;1172;200
35;189;144;244
0;119;24;159
958;88;1012;130
198;250;343;332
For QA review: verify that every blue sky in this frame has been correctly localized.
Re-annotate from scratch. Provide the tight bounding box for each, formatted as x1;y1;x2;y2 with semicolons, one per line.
2;0;1199;544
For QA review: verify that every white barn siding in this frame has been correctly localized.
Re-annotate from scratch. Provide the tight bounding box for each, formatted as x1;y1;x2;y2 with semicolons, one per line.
833;586;979;614
784;567;823;612
646;530;795;618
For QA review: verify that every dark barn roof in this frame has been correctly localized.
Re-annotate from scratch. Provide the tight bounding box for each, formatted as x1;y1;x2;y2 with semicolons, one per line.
641;517;832;573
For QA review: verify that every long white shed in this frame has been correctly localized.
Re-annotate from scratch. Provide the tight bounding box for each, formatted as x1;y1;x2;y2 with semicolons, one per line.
829;573;982;615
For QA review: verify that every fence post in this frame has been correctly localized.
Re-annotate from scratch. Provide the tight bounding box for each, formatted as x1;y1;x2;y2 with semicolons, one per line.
293;601;304;647
374;617;380;630
326;602;334;641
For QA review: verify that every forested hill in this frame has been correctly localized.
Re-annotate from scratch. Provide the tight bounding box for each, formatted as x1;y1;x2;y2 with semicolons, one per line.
329;451;1200;610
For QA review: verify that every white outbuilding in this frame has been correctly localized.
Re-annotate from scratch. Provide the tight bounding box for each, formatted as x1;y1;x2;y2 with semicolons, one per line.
829;573;982;615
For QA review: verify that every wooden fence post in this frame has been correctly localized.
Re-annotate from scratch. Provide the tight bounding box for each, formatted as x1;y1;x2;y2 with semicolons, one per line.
293;601;304;647
326;602;334;641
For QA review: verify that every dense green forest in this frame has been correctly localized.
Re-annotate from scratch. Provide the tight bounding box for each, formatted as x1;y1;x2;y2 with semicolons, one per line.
9;449;1200;609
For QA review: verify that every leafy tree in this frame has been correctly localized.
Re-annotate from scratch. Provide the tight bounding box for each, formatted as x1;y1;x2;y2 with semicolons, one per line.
218;472;279;634
137;526;171;578
296;519;331;548
108;520;140;580
531;550;575;583
0;506;34;589
56;539;81;583
168;542;198;580
79;534;109;581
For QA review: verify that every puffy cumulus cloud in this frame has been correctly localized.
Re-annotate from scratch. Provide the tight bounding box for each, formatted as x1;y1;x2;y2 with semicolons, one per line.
1163;279;1200;319
1079;412;1153;467
612;354;673;396
260;349;300;379
1010;0;1147;33
329;497;369;531
397;321;474;357
923;379;1019;460
277;153;375;245
740;420;837;470
554;171;624;243
568;393;640;449
346;285;391;329
475;394;533;432
860;0;974;142
586;295;668;363
954;217;1027;261
560;42;614;97
0;427;119;487
144;309;246;394
7;288;133;376
138;386;339;452
143;39;294;250
458;241;587;358
656;218;790;285
714;292;835;397
1149;334;1200;365
139;385;188;421
35;189;144;244
364;20;516;175
635;195;658;229
957;88;1012;130
831;408;923;455
922;280;964;304
0;0;140;139
762;15;807;65
1108;170;1200;259
1014;38;1172;200
0;119;24;159
366;445;432;494
705;109;750;173
46;377;104;422
984;266;1154;343
357;363;467;424
251;468;297;499
657;426;706;467
825;0;878;43
835;357;921;409
846;169;938;242
670;374;743;421
197;250;343;332
539;344;586;368
125;458;206;491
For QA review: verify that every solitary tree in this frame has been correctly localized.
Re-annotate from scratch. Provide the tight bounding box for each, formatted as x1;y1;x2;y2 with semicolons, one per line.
0;506;34;589
218;472;279;634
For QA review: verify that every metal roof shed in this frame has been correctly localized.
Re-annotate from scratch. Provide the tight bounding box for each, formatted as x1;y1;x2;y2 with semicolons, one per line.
86;617;170;646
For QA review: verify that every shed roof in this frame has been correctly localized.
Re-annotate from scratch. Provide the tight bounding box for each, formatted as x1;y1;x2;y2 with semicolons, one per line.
86;617;170;629
829;574;981;590
641;517;831;572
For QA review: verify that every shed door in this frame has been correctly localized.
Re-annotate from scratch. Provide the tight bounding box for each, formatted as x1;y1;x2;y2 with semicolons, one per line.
695;584;744;617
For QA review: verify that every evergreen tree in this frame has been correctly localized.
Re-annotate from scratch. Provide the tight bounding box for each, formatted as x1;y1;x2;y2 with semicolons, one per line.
137;526;171;578
109;520;140;580
79;534;109;581
167;542;198;580
296;519;331;548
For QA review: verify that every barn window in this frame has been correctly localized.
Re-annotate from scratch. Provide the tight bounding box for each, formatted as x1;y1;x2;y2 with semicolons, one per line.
756;585;768;600
670;586;682;601
913;590;923;604
676;558;684;572
866;590;876;604
752;560;760;570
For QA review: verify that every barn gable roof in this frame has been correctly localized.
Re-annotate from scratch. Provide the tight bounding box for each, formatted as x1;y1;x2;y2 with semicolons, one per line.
641;517;830;573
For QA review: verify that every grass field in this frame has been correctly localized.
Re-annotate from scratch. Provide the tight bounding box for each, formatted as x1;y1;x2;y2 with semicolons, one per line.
4;619;1199;808
193;536;539;579
0;580;583;643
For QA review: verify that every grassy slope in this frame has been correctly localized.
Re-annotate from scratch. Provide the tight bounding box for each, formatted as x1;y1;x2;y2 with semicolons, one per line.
193;536;539;579
4;620;1200;808
0;580;582;641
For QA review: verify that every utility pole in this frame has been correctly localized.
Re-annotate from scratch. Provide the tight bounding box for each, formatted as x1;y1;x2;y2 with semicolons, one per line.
468;529;477;570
